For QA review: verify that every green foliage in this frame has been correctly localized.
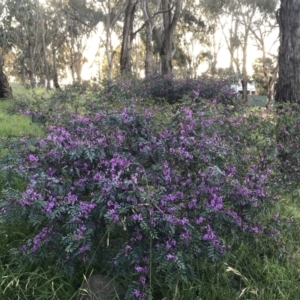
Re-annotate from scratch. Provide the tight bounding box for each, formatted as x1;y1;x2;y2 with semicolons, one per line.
275;103;300;191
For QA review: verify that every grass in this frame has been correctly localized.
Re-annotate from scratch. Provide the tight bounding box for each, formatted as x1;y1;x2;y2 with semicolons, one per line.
247;95;268;107
0;85;300;299
9;82;53;100
0;83;48;139
0;103;44;138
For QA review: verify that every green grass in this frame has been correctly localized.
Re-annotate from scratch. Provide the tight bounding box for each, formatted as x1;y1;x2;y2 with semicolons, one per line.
0;104;44;138
0;84;47;139
10;82;53;100
248;95;268;107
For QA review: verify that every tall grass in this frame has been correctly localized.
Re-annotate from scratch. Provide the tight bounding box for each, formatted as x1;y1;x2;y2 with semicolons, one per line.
1;207;300;300
0;107;44;138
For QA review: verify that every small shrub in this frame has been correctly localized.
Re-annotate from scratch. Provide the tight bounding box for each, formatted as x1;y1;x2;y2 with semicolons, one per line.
141;73;237;105
5;96;31;115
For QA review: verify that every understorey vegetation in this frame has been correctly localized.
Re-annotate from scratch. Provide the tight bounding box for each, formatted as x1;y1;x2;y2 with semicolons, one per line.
1;76;300;299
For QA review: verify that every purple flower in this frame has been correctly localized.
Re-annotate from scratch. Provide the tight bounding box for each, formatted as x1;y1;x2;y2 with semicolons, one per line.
193;90;199;97
273;212;280;221
135;266;144;273
251;227;259;233
132;213;143;221
31;227;52;252
20;245;27;253
139;276;146;285
79;202;96;218
133;290;140;298
78;244;91;253
196;217;205;225
166;253;175;260
28;154;38;162
93;173;102;181
44;201;55;213
66;193;78;205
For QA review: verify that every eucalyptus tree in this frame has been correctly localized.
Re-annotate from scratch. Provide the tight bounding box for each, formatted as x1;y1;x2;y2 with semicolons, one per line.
202;0;278;104
177;1;214;77
0;2;13;98
140;0;155;75
249;3;279;107
97;0;124;80
61;0;101;82
226;1;257;103
119;0;183;76
154;0;182;75
275;0;300;104
120;0;138;74
6;0;41;87
35;0;51;89
202;0;244;88
44;0;69;89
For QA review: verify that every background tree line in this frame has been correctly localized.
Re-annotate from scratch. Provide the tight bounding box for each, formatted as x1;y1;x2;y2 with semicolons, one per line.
0;0;281;103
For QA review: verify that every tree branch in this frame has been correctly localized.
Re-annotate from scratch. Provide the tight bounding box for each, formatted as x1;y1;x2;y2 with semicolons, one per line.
132;5;174;36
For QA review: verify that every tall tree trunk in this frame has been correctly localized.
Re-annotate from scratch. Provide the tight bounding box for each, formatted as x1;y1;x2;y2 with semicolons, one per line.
74;52;82;82
52;44;61;90
275;1;300;103
135;36;140;76
275;1;300;169
159;0;182;75
28;64;36;88
69;21;76;83
242;39;248;104
105;26;113;80
218;15;238;74
29;41;37;88
120;0;137;74
240;5;256;104
0;55;13;99
150;0;182;76
20;55;26;85
241;79;248;104
42;23;51;89
141;0;153;75
99;1;121;80
160;33;173;75
37;0;51;90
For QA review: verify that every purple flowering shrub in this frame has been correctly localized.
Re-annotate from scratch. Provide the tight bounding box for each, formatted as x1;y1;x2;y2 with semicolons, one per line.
140;73;237;104
94;73;237;107
0;101;277;299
